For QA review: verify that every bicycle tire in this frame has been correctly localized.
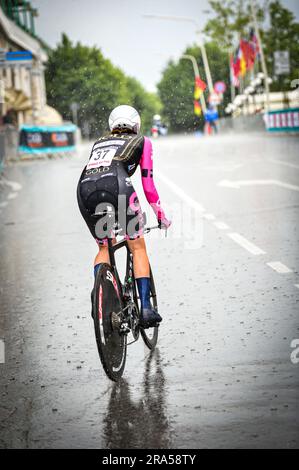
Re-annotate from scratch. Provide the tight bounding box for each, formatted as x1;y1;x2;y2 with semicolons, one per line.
93;263;127;381
140;267;159;350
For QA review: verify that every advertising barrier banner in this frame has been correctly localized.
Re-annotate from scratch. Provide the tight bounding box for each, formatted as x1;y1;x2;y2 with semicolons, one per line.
264;108;299;132
19;124;77;154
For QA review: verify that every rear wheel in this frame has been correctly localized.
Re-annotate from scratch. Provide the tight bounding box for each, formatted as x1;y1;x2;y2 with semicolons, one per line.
139;268;159;350
93;263;127;381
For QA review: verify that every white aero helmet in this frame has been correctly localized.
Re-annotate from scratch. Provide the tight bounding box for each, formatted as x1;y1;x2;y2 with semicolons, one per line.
109;105;141;133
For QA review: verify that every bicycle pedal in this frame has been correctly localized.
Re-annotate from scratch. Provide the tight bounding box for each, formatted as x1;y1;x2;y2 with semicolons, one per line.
120;324;130;334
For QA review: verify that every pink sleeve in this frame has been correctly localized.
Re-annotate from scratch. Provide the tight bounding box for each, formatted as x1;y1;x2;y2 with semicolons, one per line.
140;136;166;220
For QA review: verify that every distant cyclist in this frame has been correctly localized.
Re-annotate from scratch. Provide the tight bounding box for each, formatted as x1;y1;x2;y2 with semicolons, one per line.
204;105;219;135
77;105;171;328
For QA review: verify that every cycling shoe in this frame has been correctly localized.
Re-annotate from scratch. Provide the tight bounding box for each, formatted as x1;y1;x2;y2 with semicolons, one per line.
140;307;162;329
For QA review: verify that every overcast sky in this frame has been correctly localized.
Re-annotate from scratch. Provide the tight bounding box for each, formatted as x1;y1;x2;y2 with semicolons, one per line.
31;0;299;92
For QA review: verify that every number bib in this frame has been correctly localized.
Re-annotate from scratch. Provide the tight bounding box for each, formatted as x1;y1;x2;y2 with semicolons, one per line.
87;140;126;169
87;147;116;169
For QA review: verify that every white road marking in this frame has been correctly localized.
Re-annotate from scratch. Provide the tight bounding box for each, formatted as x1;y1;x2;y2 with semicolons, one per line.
214;221;230;230
0;178;22;192
202;213;215;220
227;232;266;255
155;170;206;213
0;339;4;364
203;163;244;171
294;284;299;289
266;261;293;274
7;192;18;200
218;179;299;192
269;158;299;170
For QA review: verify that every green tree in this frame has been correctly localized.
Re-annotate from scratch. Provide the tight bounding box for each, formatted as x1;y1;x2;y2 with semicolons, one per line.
157;42;230;133
204;0;264;51
45;34;160;136
204;0;299;91
263;0;299;91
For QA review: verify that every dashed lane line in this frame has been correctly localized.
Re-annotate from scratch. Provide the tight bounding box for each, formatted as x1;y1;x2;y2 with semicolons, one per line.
7;192;18;200
155;170;206;213
202;213;215;220
0;178;22;192
213;221;230;230
156;170;268;257
295;284;299;289
269;158;299;171
227;232;266;256
218;179;299;192
0;179;22;213
266;261;293;274
155;170;294;284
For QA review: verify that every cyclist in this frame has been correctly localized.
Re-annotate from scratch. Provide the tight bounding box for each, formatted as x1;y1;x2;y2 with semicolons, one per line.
77;105;171;328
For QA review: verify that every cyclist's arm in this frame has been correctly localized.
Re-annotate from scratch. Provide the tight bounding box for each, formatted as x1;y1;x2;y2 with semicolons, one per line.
140;136;169;225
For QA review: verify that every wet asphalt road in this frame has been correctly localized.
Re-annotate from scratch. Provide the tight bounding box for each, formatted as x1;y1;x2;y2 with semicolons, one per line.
0;133;299;449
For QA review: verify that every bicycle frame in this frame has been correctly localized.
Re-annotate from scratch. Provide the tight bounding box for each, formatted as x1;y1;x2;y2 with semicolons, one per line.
106;226;160;305
92;204;163;294
106;237;130;305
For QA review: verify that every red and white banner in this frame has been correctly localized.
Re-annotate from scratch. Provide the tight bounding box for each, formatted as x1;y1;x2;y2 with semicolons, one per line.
265;109;299;132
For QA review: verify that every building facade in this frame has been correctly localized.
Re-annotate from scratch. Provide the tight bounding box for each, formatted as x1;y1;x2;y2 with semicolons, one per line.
0;1;61;126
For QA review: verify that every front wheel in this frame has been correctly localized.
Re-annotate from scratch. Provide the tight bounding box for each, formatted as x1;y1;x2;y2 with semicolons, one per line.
139;268;159;350
93;263;127;381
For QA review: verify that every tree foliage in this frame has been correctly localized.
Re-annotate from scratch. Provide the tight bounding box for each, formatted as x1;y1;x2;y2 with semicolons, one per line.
263;0;299;91
45;34;160;136
157;0;299;132
204;0;299;89
204;0;259;50
157;42;230;133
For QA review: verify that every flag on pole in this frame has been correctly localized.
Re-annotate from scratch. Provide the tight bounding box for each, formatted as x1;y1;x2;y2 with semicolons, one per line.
194;76;206;100
195;76;207;90
238;47;247;77
230;54;240;87
249;28;260;58
194;100;202;116
231;32;259;82
240;39;255;71
194;87;202;100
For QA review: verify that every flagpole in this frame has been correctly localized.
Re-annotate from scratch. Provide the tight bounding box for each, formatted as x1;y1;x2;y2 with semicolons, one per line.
250;0;270;111
181;54;207;114
196;33;214;95
229;51;236;102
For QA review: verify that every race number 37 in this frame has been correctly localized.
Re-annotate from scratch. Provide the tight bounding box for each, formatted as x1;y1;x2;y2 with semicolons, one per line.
87;147;116;169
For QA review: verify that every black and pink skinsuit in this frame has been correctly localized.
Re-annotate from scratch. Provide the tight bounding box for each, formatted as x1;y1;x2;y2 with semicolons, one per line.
77;132;170;244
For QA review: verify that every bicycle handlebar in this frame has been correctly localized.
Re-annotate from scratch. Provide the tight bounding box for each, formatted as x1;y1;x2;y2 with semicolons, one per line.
144;224;168;237
143;225;160;234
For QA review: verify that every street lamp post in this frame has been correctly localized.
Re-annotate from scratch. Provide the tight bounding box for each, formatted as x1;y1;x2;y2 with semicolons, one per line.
250;0;270;111
181;54;207;114
30;64;41;125
70;102;79;126
143;14;215;95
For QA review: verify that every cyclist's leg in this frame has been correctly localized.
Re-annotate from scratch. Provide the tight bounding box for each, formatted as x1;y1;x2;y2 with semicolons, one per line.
94;238;116;267
127;238;161;326
77;177;117;272
127;237;150;278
